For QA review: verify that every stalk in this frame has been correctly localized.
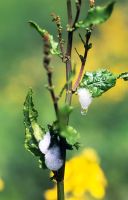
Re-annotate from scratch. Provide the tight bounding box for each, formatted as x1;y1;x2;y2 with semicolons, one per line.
56;1;82;200
65;0;73;106
57;181;64;200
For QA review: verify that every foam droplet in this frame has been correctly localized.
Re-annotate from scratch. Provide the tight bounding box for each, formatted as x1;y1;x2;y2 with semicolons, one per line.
81;108;88;116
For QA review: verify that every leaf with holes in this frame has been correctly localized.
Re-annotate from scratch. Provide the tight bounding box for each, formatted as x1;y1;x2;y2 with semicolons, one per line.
76;1;115;28
80;69;117;97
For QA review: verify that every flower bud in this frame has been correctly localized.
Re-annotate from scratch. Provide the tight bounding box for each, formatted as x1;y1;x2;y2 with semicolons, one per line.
38;132;51;154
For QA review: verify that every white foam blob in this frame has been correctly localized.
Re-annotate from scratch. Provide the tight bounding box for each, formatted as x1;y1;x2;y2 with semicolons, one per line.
38;132;51;154
45;145;64;171
77;88;92;110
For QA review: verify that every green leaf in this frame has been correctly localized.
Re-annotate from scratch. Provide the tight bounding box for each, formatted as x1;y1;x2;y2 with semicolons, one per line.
118;72;128;81
80;69;117;97
29;21;61;56
49;35;61;55
60;126;80;146
76;1;115;28
23;89;46;168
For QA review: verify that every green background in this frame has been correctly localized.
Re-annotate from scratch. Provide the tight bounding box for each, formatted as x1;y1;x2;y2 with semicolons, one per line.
0;0;128;200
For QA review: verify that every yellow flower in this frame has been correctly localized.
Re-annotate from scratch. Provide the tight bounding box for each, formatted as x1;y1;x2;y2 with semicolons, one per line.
0;178;5;192
44;148;107;200
44;187;57;200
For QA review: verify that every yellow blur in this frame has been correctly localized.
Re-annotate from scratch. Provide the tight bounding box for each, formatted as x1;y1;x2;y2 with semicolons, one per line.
0;178;5;192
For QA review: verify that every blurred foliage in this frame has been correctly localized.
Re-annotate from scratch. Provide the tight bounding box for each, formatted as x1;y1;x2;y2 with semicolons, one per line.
0;0;128;200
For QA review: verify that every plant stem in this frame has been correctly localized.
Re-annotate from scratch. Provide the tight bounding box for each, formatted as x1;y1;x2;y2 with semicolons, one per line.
55;1;82;200
65;0;82;104
57;181;64;200
43;35;59;119
47;71;59;119
54;144;66;200
65;0;73;105
56;1;82;200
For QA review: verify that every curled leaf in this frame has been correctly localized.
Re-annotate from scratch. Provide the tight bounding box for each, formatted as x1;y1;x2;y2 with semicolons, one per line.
23;89;46;168
118;72;128;81
29;21;47;37
29;21;61;55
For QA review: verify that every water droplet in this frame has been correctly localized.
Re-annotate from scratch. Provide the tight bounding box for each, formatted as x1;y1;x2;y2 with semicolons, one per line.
81;108;88;116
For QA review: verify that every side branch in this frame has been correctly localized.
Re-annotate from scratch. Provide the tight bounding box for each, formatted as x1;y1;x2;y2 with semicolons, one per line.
72;0;82;30
72;29;92;92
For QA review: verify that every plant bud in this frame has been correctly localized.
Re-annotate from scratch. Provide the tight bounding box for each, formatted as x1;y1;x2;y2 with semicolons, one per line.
45;145;64;171
38;132;51;154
